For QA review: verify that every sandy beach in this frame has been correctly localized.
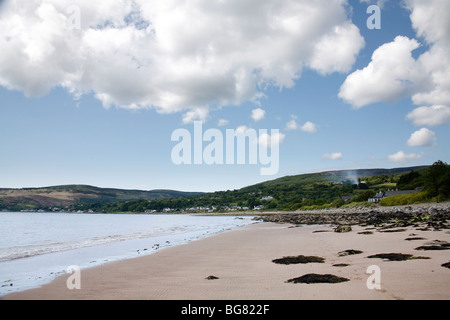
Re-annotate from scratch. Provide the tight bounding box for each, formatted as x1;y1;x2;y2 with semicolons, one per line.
3;219;449;300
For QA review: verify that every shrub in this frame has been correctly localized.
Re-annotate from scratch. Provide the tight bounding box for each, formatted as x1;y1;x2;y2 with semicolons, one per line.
379;191;430;206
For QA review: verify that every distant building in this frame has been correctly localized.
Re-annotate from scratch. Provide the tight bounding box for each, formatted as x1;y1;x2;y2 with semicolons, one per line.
368;189;418;203
368;191;385;203
261;196;274;201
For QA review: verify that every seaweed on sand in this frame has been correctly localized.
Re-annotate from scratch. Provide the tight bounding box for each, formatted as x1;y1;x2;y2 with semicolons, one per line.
367;253;430;261
272;255;325;265
333;263;350;267
338;249;363;256
286;274;349;284
415;240;450;251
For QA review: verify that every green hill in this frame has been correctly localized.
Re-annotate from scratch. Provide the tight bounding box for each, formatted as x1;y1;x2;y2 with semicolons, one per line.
2;164;446;213
0;185;202;212
84;165;432;213
244;166;428;189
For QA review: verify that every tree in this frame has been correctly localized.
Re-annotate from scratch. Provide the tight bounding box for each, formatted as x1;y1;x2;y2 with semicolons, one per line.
397;170;421;190
331;198;346;208
350;190;375;203
425;160;450;197
358;182;368;190
265;199;278;209
437;169;450;200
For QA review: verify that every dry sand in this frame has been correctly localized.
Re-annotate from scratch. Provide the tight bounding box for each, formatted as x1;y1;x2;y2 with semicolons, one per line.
3;222;450;300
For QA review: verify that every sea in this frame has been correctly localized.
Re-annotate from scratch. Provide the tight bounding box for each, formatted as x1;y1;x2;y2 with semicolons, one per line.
0;211;257;296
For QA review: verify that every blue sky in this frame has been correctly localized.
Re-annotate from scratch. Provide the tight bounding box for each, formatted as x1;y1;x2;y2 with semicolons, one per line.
0;0;449;192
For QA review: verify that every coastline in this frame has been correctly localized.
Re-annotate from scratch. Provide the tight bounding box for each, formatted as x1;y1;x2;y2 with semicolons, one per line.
4;212;449;300
0;213;255;296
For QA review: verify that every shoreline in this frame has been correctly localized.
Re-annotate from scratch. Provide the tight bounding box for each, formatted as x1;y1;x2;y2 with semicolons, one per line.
4;218;449;300
256;202;450;227
6;201;450;216
0;213;256;297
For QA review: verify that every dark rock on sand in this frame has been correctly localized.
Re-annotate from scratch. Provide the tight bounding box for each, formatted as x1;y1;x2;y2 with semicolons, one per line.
333;263;350;267
334;225;352;233
441;262;450;269
415;245;450;250
415;240;450;250
286;274;350;284
257;203;450;229
205;275;219;280
404;237;427;241
272;255;325;265
338;249;363;256
378;228;407;233
367;253;430;261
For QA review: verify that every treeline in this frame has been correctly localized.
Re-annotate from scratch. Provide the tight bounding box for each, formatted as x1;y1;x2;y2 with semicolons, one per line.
85;160;447;213
72;179;362;213
4;161;448;213
380;160;450;206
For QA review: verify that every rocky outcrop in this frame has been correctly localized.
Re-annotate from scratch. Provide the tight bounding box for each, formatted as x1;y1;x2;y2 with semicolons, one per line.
256;202;450;230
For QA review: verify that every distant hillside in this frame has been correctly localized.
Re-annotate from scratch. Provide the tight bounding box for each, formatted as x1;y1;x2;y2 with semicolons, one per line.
0;165;434;213
244;166;429;189
0;185;203;211
79;165;433;213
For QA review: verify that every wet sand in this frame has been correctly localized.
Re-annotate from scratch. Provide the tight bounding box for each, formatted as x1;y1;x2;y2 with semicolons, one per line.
3;222;450;300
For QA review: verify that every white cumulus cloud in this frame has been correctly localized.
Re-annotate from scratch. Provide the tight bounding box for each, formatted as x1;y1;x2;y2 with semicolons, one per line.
322;152;343;160
285;119;299;131
406;105;450;126
251;108;266;122
285;117;317;133
258;132;285;149
338;36;428;108
0;0;364;119
407;128;436;147
301;121;317;133
388;151;423;162
182;108;209;124
309;22;365;75
339;1;450;110
217;119;229;127
235;125;249;134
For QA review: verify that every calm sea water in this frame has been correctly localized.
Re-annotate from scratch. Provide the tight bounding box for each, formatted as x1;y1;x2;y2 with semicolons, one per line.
0;212;256;296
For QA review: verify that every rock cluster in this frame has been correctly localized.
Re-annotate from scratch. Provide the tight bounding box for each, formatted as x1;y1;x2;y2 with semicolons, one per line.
256;202;450;230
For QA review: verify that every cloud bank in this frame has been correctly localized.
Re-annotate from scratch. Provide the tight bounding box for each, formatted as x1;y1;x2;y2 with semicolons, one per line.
0;0;364;120
406;105;450;126
388;151;423;163
339;0;450;110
